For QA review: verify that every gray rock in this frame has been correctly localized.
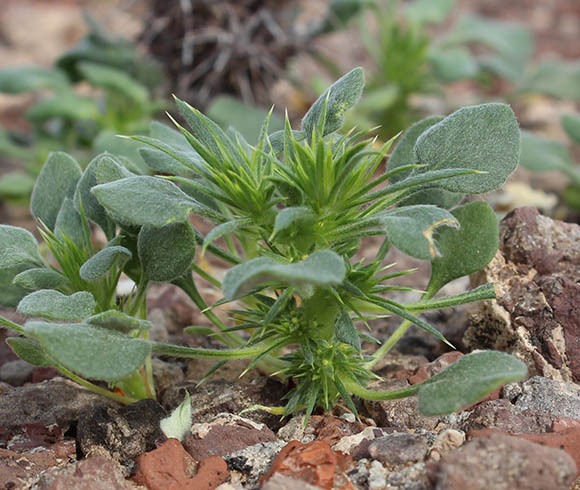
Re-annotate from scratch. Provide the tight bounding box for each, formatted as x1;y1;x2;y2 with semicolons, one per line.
277;415;316;443
77;398;166;471
262;472;321;490
428;429;465;461
427;432;577;490
387;462;429;490
225;440;286;486
0;359;35;386
368;460;388;490
514;376;580;420
461;399;552;433
0;378;115;432
368;432;429;466
151;358;184;399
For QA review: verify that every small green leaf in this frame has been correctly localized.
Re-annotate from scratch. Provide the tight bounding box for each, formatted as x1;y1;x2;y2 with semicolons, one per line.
139;148;196;177
429;47;478;82
379;205;459;260
405;0;454;25
54;197;85;248
138;222;196;282
335;311;361;351
85;310;151;333
79;246;132;282
418;351;527;415
18;290;96;321
562;113;580;145
519;130;573;173
202;220;249;255
302;67;365;139
223;250;346;301
26;94;99;122
272;207;316;237
92;176;213;227
78;61;149;105
160;391;192;441
6;337;53;367
0;67;69;93
30;152;82;230
95;154;135;184
0;172;35;200
520;59;580;100
427;201;498;295
74;154;117;238
25;321;151;382
13;268;70;291
414;103;520;193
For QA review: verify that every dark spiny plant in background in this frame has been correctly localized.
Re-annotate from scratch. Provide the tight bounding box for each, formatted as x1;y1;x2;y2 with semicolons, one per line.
140;0;367;108
0;68;527;419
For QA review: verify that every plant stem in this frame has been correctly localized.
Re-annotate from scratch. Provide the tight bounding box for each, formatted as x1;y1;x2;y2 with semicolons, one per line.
340;372;419;401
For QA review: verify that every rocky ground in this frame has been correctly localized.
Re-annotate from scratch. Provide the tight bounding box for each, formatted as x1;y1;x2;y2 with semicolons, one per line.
0;206;580;489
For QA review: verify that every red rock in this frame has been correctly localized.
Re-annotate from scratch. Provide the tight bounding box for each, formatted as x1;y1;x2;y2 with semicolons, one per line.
408;352;464;385
552;417;580;432
132;438;228;490
262;440;354;490
314;416;366;446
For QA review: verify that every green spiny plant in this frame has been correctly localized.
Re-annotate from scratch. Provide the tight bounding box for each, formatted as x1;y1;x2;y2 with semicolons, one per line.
0;68;527;419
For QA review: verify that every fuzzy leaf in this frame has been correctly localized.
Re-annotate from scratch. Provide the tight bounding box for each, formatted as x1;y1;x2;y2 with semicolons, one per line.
13;268;70;291
74;154;117;237
139;148;196;177
0;67;69;93
0;172;35;200
85;310;151;333
79;246;132;282
427;201;498;294
562;114;580;145
0;225;43;269
95;155;135;184
413;103;520;193
6;337;53;367
18;290;96;322
54;197;85;248
138;222;196;282
160;391;192;441
379;205;459;260
302;67;365;139
30;152;82;230
92;176;213;227
223;250;346;300
418;351;527;415
335;311;361;351
273;207;316;237
25;321;151;382
519;130;573;173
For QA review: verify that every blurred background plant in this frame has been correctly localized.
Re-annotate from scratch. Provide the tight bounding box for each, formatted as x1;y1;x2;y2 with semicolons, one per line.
0;15;165;204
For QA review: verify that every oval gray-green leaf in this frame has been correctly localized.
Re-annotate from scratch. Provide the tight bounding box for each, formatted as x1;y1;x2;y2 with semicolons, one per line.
202;219;249;255
520;130;573;173
414;103;520;193
25;321;151;382
0;225;43;268
95;154;135;185
13;268;70;291
138;222;196;282
18;290;96;321
223;250;346;301
418;351;527;415
26;94;99;122
92;176;201;227
427;201;498;295
379;205;459;260
0;67;69;94
6;337;53;367
78;62;148;106
30;152;82;230
80;246;132;282
85;310;152;333
302;67;365;139
54;197;86;248
74;154;117;238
